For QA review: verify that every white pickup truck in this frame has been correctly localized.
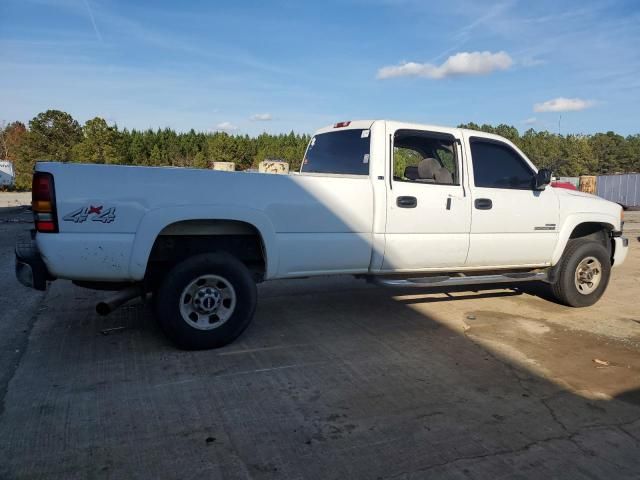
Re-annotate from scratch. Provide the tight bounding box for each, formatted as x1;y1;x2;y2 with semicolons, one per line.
16;120;629;349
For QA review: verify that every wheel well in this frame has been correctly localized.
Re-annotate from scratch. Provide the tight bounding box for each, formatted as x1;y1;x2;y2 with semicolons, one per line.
145;220;266;286
568;222;613;259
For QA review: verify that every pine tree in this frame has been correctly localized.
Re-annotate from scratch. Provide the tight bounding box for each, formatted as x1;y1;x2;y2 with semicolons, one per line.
72;117;121;164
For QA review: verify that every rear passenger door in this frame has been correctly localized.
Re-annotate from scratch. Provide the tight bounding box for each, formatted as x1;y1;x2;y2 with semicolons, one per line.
464;135;559;267
382;125;471;271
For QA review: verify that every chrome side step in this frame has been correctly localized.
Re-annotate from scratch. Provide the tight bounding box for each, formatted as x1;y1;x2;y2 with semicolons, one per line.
369;271;550;288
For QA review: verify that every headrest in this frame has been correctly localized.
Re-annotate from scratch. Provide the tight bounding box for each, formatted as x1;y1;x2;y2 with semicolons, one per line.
434;166;453;184
404;165;419;180
417;158;440;179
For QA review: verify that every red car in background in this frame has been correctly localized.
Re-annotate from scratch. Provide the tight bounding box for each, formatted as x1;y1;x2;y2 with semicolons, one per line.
551;180;578;190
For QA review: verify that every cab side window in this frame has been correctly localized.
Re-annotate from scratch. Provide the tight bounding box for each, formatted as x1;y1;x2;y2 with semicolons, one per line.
470;138;534;190
393;130;459;185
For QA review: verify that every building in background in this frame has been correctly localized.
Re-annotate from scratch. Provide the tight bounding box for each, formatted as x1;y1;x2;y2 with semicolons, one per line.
212;162;235;172
596;173;640;209
0;161;15;188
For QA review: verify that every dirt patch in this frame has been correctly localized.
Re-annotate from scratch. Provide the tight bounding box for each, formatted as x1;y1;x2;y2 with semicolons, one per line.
463;310;640;403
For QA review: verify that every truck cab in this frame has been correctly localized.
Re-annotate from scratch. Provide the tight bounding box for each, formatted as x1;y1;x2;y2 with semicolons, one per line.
303;120;626;274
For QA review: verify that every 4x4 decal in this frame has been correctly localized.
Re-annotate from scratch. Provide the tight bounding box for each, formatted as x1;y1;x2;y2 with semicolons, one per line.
63;206;116;224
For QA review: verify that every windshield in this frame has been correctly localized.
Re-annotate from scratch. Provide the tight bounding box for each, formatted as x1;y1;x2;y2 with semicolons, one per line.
301;129;370;175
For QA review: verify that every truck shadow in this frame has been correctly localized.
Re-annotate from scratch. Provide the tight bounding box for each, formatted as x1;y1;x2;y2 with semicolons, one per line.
510;281;565;304
615;388;640;407
0;205;31;217
4;275;640;479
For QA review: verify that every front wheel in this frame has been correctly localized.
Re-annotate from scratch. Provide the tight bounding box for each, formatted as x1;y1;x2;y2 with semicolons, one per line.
155;253;258;350
551;239;611;307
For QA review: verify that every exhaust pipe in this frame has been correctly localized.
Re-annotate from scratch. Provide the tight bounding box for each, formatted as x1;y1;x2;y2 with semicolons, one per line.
96;285;143;316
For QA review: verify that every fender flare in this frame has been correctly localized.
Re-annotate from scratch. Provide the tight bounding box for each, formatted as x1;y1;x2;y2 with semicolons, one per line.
128;205;278;280
550;212;617;265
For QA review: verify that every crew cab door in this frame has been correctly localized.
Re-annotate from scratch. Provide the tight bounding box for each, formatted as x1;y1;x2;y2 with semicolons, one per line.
382;124;471;271
464;134;559;267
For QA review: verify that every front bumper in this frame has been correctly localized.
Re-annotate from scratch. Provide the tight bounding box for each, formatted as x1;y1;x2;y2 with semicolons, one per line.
15;233;53;291
612;236;629;268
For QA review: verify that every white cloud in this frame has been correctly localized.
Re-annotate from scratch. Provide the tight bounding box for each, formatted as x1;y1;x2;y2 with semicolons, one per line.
377;51;513;80
250;113;272;121
533;97;594;112
522;117;537;125
215;121;238;131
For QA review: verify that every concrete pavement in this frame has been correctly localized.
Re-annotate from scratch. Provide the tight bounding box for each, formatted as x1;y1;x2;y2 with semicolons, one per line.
0;192;31;209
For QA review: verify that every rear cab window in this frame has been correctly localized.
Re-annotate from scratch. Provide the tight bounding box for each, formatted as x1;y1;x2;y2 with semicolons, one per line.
301;129;370;175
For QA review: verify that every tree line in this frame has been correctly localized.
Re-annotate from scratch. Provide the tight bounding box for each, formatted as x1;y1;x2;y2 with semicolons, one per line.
1;110;639;191
1;110;310;190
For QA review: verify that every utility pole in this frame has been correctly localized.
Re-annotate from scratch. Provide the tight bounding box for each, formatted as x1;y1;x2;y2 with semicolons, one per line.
558;114;562;135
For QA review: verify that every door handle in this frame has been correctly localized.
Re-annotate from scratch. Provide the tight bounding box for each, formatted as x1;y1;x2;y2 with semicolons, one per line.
397;196;417;208
474;198;492;210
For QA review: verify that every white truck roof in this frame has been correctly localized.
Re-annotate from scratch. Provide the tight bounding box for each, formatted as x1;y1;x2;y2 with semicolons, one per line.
315;120;510;142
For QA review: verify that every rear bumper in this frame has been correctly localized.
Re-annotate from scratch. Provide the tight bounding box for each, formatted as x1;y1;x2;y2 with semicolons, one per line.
612;236;629;268
15;233;53;291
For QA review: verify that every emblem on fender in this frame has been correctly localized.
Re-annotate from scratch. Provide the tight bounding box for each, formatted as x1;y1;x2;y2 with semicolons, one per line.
63;205;116;223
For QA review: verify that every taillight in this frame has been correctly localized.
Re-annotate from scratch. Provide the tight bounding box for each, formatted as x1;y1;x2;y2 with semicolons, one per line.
32;172;58;233
334;121;351;128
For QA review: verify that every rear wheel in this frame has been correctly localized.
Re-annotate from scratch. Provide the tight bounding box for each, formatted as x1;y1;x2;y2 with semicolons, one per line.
551;239;611;307
156;253;257;349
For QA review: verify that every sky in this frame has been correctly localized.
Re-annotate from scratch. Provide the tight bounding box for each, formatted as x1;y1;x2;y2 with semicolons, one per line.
1;0;640;136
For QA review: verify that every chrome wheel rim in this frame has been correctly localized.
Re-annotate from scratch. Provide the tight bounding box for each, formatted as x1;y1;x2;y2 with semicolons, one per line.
574;256;602;295
179;275;236;330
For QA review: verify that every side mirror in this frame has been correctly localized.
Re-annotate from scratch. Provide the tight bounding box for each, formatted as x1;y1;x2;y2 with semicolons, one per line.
534;168;552;190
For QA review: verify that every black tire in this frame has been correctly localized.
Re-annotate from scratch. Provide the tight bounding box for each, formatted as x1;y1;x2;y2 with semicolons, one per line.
156;253;257;350
551;239;611;307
